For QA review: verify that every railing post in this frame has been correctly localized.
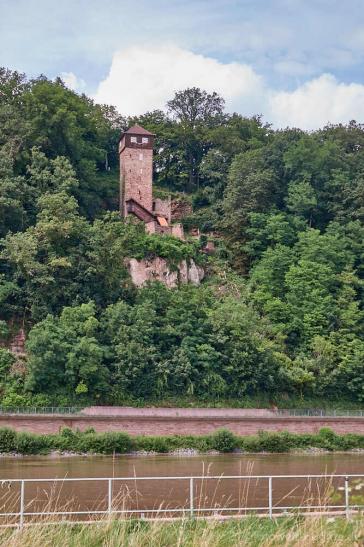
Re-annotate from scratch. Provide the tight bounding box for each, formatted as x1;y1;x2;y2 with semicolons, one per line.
345;476;350;520
268;477;273;518
19;480;25;529
189;477;194;518
108;479;113;517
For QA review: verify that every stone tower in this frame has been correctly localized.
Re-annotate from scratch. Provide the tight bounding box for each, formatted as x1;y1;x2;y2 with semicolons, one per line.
119;124;184;239
119;124;155;218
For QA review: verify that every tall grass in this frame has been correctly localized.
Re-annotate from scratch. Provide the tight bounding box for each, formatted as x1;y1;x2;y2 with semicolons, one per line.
0;516;363;546
0;471;363;546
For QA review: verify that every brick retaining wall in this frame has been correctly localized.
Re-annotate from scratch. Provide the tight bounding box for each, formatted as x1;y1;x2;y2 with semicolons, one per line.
1;410;364;436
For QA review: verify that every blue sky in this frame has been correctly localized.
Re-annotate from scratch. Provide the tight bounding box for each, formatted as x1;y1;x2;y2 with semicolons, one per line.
2;0;364;128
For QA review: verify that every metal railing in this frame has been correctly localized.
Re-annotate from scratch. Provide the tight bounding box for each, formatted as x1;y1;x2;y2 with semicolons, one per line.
277;409;364;417
0;407;82;415
0;473;363;528
0;407;363;417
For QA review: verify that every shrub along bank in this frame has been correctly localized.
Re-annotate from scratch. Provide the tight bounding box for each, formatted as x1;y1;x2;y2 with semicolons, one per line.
0;427;363;455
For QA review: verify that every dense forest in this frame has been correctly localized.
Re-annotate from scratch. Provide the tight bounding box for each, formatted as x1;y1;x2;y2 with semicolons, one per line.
0;67;363;407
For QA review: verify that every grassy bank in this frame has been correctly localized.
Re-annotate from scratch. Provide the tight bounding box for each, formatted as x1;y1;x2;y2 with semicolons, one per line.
1;516;363;546
1;427;364;455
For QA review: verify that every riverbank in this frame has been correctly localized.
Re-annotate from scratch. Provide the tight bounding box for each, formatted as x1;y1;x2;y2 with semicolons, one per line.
1;426;364;455
3;447;364;459
0;516;362;546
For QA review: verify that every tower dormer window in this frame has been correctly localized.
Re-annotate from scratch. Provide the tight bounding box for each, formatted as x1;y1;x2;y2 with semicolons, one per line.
142;137;149;144
130;136;137;143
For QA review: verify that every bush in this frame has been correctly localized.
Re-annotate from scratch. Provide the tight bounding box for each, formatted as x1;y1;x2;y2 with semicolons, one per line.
340;434;363;450
15;433;51;454
1;426;364;455
0;427;17;452
0;348;14;375
242;431;310;453
81;432;133;454
315;428;340;450
75;433;99;453
55;427;80;450
258;431;296;452
210;429;237;452
0;392;31;408
136;436;170;453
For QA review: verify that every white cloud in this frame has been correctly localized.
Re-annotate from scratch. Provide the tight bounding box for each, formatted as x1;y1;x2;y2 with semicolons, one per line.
94;45;364;130
273;60;315;77
94;44;265;116
269;74;364;129
60;72;86;92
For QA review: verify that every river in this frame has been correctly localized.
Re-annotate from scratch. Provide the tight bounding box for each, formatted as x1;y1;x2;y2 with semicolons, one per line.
0;453;363;521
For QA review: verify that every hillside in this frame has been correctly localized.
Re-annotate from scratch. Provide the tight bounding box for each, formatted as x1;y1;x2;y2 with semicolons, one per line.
0;69;363;408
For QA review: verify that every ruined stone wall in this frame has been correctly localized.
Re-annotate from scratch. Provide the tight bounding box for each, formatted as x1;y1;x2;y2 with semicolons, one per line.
171;198;193;221
171;224;184;240
153;197;171;223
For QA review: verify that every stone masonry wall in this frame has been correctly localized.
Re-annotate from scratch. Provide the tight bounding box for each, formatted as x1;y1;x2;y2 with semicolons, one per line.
153;197;171;224
120;148;153;216
2;411;364;436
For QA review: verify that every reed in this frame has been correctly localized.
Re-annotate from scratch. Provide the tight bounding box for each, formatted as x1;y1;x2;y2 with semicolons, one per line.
0;514;363;546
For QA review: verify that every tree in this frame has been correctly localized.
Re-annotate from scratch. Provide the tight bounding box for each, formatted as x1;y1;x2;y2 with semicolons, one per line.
167;87;225;129
166;88;225;191
26;302;109;399
209;298;285;396
101;300;160;399
286;179;317;225
223;148;279;254
0;152;29;237
1;158;90;319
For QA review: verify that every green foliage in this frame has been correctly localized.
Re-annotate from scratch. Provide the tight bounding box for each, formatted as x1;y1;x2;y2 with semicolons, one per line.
0;348;14;376
136;436;170;453
211;429;237;452
15;432;51;454
242;431;302;453
0;427;17;452
25;302;109;398
1;69;364;405
75;432;134;454
0;427;363;455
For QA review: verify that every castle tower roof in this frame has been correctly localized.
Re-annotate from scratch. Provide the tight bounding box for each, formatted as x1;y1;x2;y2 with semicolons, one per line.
123;124;155;136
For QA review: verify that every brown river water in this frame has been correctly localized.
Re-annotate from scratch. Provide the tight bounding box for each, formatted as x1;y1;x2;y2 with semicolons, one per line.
0;453;363;521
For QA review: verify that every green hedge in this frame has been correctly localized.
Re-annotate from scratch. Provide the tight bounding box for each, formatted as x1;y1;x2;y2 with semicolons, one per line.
0;427;363;455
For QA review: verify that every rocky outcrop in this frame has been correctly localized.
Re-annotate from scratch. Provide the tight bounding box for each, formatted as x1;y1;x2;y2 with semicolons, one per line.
126;257;204;288
9;328;26;357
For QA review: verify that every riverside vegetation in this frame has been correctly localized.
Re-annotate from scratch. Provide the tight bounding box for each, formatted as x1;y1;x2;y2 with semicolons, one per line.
0;69;364;408
1;516;364;547
0;427;363;455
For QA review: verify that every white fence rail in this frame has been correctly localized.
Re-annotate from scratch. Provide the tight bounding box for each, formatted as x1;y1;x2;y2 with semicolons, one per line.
1;474;364;528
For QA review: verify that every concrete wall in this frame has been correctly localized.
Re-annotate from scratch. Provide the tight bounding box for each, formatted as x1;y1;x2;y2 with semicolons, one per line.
1;408;364;436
